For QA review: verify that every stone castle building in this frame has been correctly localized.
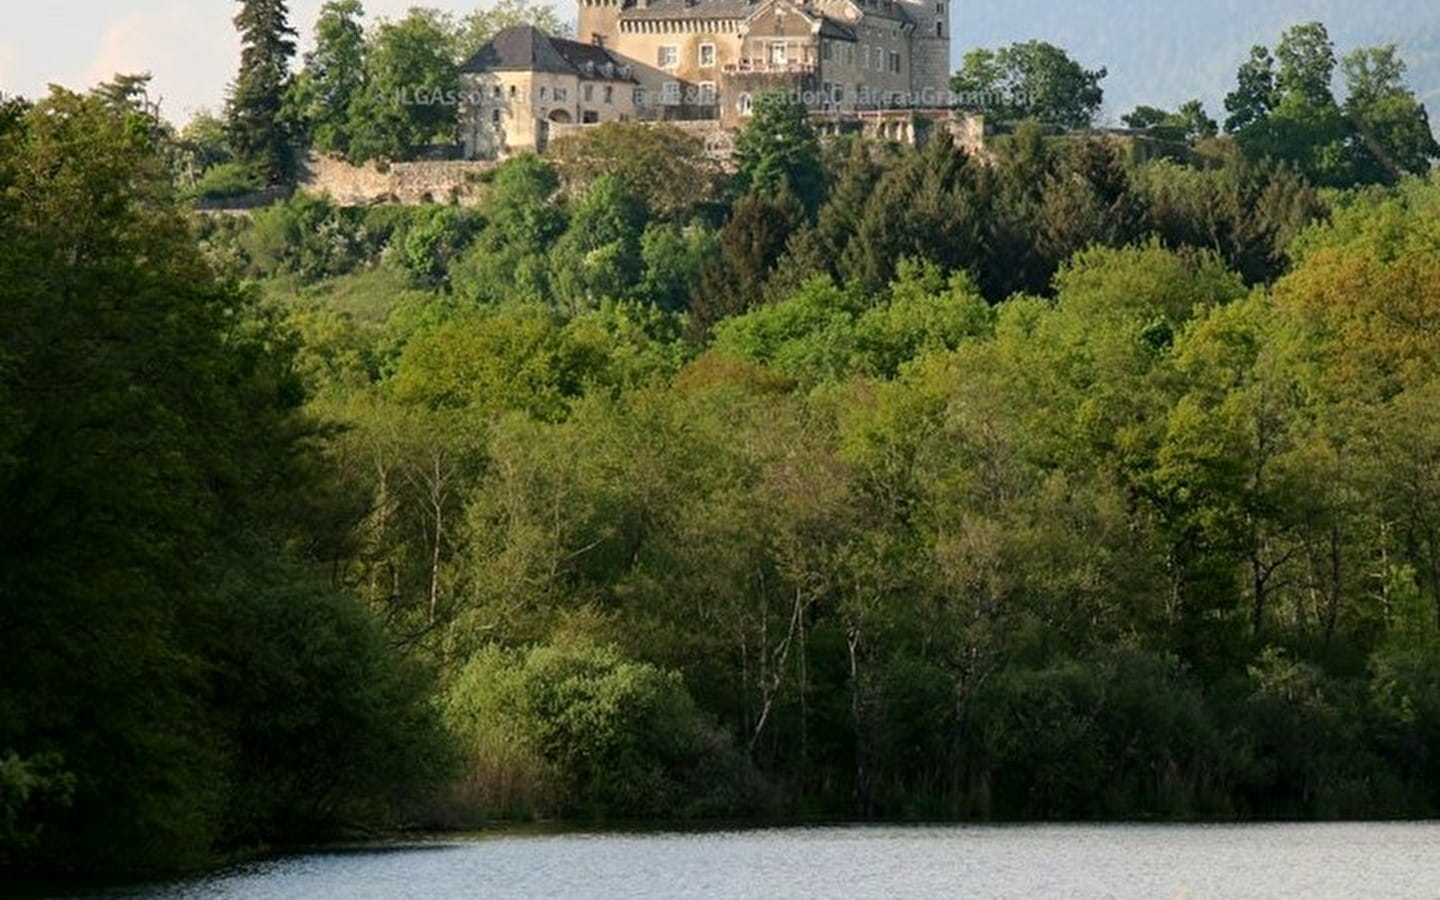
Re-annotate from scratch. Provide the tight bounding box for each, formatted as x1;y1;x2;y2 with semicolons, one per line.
459;0;955;158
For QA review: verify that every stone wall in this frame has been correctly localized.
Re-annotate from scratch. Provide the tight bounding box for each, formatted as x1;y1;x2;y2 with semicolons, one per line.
297;154;498;207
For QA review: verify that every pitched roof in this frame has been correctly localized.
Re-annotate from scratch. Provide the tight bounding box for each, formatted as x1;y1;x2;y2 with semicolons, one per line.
818;17;858;41
460;25;637;82
616;0;897;29
460;25;573;74
618;0;755;21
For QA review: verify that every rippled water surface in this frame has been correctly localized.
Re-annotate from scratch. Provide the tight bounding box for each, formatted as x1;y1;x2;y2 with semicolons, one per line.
41;823;1440;900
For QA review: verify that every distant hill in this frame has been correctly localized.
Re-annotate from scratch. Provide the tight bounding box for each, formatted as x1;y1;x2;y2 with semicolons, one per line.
954;0;1440;126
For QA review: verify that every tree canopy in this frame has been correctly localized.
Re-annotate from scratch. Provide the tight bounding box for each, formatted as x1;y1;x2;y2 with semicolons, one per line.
1224;22;1439;187
951;40;1107;129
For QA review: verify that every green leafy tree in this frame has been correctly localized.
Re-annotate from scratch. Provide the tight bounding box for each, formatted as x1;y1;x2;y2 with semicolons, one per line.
453;0;571;61
1122;105;1171;129
732;91;824;213
178;109;234;172
1125;100;1218;142
1342;45;1440;183
287;0;368;157
637;222;717;311
448;154;566;305
549;121;721;220
1226;23;1437;188
0;89;444;874
1274;21;1338;108
950;41;1107;129
1173;99;1221;141
549;174;648;312
1224;45;1277;133
226;0;297;183
348;8;460;162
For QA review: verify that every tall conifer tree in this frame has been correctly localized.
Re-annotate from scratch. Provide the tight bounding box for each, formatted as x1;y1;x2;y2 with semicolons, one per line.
227;0;297;184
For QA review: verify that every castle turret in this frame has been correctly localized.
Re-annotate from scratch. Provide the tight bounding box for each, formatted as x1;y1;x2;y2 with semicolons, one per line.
579;0;623;47
899;0;950;104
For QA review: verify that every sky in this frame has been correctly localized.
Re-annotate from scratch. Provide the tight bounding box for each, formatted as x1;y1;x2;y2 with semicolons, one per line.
0;0;521;122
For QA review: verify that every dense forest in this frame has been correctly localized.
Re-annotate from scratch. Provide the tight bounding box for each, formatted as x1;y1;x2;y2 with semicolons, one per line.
5;1;1440;882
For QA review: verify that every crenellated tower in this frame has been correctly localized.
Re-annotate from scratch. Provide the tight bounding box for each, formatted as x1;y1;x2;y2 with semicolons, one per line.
578;0;624;47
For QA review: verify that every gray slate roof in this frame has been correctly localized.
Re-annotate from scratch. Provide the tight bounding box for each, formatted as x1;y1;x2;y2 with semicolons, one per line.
460;25;637;82
818;17;858;40
618;0;757;21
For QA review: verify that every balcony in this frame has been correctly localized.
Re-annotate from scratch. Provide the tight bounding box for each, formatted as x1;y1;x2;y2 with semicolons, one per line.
722;61;818;75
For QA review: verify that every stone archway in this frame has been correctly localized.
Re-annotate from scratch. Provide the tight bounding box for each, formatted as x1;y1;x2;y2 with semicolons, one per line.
548;109;572;123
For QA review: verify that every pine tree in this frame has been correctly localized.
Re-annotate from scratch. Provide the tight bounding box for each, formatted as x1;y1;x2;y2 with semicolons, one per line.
689;187;807;337
227;0;297;184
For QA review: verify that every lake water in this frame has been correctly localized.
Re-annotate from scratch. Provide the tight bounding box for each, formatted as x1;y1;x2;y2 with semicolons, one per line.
39;823;1440;900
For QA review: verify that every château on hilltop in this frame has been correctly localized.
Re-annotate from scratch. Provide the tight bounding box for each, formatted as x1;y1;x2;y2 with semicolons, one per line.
455;0;980;158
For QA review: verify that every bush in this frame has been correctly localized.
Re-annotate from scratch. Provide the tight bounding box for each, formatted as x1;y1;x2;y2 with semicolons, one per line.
442;640;760;820
187;162;261;202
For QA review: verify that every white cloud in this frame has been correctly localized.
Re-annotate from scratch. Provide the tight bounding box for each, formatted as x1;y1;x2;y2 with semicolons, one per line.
82;2;238;121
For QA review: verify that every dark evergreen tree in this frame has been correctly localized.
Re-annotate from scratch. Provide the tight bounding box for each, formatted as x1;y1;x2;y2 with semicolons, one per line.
840;137;991;293
227;0;298;184
689;187;807;336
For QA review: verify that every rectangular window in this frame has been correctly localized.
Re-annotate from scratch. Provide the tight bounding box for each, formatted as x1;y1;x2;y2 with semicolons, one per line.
604;85;614;104
658;45;678;68
633;86;647;105
509;84;517;98
698;81;716;105
539;86;547;100
555;87;567;101
699;43;715;67
889;51;900;73
769;42;787;65
583;84;594;102
860;44;869;69
873;47;883;70
492;85;502;98
845;45;852;65
661;81;681;105
821;41;832;61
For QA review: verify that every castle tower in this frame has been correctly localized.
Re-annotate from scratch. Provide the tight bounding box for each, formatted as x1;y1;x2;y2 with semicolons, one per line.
578;0;624;47
900;0;951;104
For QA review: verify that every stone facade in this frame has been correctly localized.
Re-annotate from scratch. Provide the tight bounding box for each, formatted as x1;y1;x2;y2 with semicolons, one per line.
298;155;497;206
458;26;646;158
583;0;953;115
458;2;970;160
